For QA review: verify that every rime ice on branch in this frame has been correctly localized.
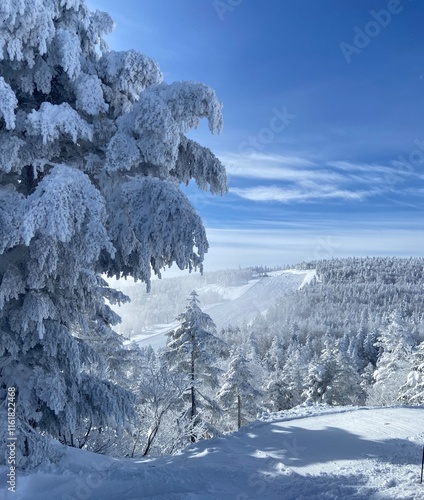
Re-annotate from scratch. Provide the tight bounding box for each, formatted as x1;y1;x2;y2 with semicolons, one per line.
0;0;227;467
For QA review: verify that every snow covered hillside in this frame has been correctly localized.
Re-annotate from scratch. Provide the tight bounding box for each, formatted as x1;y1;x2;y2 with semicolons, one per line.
203;269;316;331
126;269;315;349
6;405;424;500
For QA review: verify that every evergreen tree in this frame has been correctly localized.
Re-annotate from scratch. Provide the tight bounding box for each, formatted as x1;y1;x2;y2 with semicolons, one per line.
303;352;331;405
0;1;227;467
266;341;308;411
163;291;227;442
266;335;286;373
217;350;261;430
358;325;379;369
303;339;365;406
367;311;415;405
398;341;424;405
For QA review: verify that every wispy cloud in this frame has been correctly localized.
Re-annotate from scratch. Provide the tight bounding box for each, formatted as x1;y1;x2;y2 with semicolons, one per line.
220;152;419;204
231;185;372;203
221;152;324;182
328;160;402;175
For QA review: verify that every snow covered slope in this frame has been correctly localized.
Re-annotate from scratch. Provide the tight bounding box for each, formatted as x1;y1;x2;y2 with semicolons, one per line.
128;269;315;349
203;269;316;331
6;405;424;500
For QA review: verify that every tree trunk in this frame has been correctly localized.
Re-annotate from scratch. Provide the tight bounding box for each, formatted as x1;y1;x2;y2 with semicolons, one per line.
237;394;241;430
143;423;159;456
79;421;92;449
190;344;196;442
143;409;165;456
131;428;141;458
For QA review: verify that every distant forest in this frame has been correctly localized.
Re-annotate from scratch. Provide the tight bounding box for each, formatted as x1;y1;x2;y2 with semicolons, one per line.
115;257;424;340
89;256;424;458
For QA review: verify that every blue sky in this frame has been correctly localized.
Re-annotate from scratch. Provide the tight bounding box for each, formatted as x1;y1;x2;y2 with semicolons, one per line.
91;0;424;272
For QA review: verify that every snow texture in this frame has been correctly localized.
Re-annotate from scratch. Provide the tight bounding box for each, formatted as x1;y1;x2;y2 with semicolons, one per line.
4;405;424;499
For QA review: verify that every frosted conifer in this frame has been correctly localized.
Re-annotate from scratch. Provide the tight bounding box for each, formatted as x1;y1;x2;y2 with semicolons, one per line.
0;1;227;467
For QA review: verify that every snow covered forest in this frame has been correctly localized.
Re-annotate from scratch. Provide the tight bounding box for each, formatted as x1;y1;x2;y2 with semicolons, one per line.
1;1;424;498
96;256;424;457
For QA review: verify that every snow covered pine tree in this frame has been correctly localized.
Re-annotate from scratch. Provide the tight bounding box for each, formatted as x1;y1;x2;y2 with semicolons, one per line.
163;291;227;442
217;349;261;430
0;1;227;467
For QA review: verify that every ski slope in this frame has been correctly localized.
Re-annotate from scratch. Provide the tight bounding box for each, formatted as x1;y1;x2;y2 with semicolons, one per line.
6;405;424;500
125;322;180;350
128;269;316;349
203;269;316;331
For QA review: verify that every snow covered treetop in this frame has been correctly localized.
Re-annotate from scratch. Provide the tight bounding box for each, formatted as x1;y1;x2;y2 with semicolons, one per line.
0;0;114;65
0;0;227;285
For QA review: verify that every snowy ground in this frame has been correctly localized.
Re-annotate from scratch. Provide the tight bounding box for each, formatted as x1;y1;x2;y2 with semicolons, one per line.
3;404;424;500
127;269;316;350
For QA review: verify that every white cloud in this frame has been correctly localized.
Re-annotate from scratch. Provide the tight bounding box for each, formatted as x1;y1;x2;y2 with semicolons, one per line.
231;185;372;203
218;151;416;204
221;152;328;182
328;160;400;175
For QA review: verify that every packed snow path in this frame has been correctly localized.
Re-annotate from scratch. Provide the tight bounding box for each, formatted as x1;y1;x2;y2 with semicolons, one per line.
6;405;424;499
